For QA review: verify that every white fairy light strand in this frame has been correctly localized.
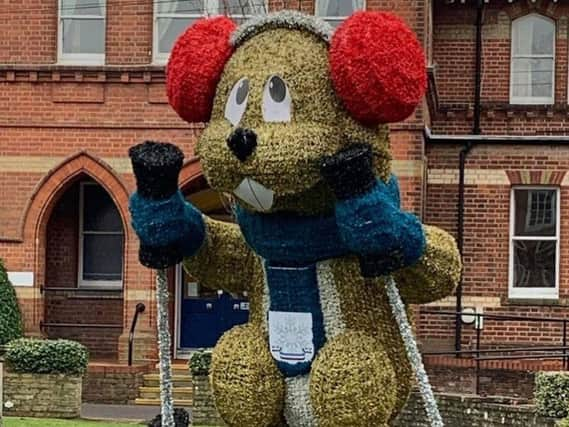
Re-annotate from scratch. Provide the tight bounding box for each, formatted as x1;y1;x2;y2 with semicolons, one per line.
386;276;444;427
156;269;175;427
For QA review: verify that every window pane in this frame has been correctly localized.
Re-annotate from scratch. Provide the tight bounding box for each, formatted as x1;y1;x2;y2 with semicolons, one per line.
511;58;553;99
158;0;203;14
316;0;364;17
62;0;104;16
62;18;105;54
83;185;123;232
83;234;123;281
157;17;196;54
215;0;260;15
514;189;556;236
513;15;554;56
531;58;554;98
513;240;556;288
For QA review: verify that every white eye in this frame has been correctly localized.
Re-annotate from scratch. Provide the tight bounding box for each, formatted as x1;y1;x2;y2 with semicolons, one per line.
262;75;292;123
225;77;249;126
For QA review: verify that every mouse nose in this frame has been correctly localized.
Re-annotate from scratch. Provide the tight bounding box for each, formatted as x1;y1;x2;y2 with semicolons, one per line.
227;128;257;162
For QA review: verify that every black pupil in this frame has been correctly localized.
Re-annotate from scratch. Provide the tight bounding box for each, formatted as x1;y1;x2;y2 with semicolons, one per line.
236;79;249;105
269;76;286;103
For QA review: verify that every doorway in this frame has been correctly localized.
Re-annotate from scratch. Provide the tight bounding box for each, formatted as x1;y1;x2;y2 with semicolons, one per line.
176;265;249;352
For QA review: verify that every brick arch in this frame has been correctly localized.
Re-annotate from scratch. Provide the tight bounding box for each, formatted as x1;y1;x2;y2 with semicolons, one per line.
507;5;559;22
21;151;131;288
506;169;566;185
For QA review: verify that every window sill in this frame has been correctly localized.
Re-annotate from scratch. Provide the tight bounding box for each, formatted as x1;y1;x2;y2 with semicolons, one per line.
509;100;554;106
503;297;562;306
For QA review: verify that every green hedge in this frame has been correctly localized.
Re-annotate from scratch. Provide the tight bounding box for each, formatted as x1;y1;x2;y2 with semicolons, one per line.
0;259;23;345
5;338;89;375
189;349;212;376
535;371;569;418
558;418;569;427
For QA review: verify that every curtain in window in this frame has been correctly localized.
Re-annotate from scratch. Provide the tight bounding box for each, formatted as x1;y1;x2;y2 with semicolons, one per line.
158;1;203;54
63;0;103;16
158;0;184;42
212;0;265;16
511;15;554;101
61;0;105;55
316;0;364;17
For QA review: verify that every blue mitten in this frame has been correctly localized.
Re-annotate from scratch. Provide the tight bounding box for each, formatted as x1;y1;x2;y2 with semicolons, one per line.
128;141;205;269
320;144;426;277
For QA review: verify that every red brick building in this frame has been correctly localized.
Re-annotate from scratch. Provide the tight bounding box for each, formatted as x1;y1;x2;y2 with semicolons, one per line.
4;0;564;372
0;0;428;363
420;0;569;360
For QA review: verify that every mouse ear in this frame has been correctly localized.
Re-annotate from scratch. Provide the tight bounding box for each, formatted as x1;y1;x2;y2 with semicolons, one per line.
329;11;427;125
166;16;237;123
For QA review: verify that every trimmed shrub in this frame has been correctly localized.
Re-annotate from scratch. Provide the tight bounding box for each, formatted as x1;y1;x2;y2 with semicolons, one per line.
6;338;89;375
189;349;212;376
535;371;569;418
0;258;23;345
558;418;569;427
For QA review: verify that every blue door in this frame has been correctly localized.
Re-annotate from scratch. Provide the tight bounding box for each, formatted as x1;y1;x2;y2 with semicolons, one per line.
179;269;249;349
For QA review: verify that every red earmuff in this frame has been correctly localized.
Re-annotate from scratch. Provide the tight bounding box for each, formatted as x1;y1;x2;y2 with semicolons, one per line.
329;12;427;125
166;17;237;123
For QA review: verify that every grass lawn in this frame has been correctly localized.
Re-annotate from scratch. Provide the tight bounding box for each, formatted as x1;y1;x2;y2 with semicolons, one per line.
4;418;140;426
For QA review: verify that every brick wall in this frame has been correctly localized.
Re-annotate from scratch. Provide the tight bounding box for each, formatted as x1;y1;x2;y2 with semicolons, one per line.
41;179;124;359
424;357;541;399
394;392;558;427
3;371;82;419
82;362;153;404
45;183;79;287
420;140;569;350
192;374;226;426
432;2;569;135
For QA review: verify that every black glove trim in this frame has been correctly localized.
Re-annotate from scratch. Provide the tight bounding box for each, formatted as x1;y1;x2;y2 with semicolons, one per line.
129;141;184;200
139;242;184;270
359;252;405;278
320;144;376;200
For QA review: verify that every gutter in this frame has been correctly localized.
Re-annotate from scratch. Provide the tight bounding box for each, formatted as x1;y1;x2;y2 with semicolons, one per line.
425;129;569;145
455;0;484;355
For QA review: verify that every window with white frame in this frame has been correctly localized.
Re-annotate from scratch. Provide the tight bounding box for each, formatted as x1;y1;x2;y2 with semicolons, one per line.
509;187;559;299
58;0;106;65
79;182;124;288
154;0;266;63
315;0;365;27
510;14;555;105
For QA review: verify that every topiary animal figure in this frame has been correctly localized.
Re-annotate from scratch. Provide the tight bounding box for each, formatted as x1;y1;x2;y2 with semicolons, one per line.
129;10;461;427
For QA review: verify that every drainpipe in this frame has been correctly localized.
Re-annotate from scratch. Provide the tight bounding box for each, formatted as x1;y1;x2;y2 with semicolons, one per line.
455;0;484;355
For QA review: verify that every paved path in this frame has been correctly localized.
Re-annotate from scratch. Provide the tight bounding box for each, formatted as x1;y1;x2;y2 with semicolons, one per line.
82;403;172;423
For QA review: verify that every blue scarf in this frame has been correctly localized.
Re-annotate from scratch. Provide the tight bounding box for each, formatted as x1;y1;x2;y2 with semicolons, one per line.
235;206;349;377
235;207;350;265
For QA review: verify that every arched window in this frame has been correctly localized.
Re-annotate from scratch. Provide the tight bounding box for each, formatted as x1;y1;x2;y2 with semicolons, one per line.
78;182;124;288
510;14;555;104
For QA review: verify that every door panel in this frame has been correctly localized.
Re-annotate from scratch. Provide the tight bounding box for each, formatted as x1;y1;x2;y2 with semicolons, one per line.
179;268;249;349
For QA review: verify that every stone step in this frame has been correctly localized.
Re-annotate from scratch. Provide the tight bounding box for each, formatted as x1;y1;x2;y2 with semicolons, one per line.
139;386;193;400
135;398;193;406
156;363;189;372
143;374;192;388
